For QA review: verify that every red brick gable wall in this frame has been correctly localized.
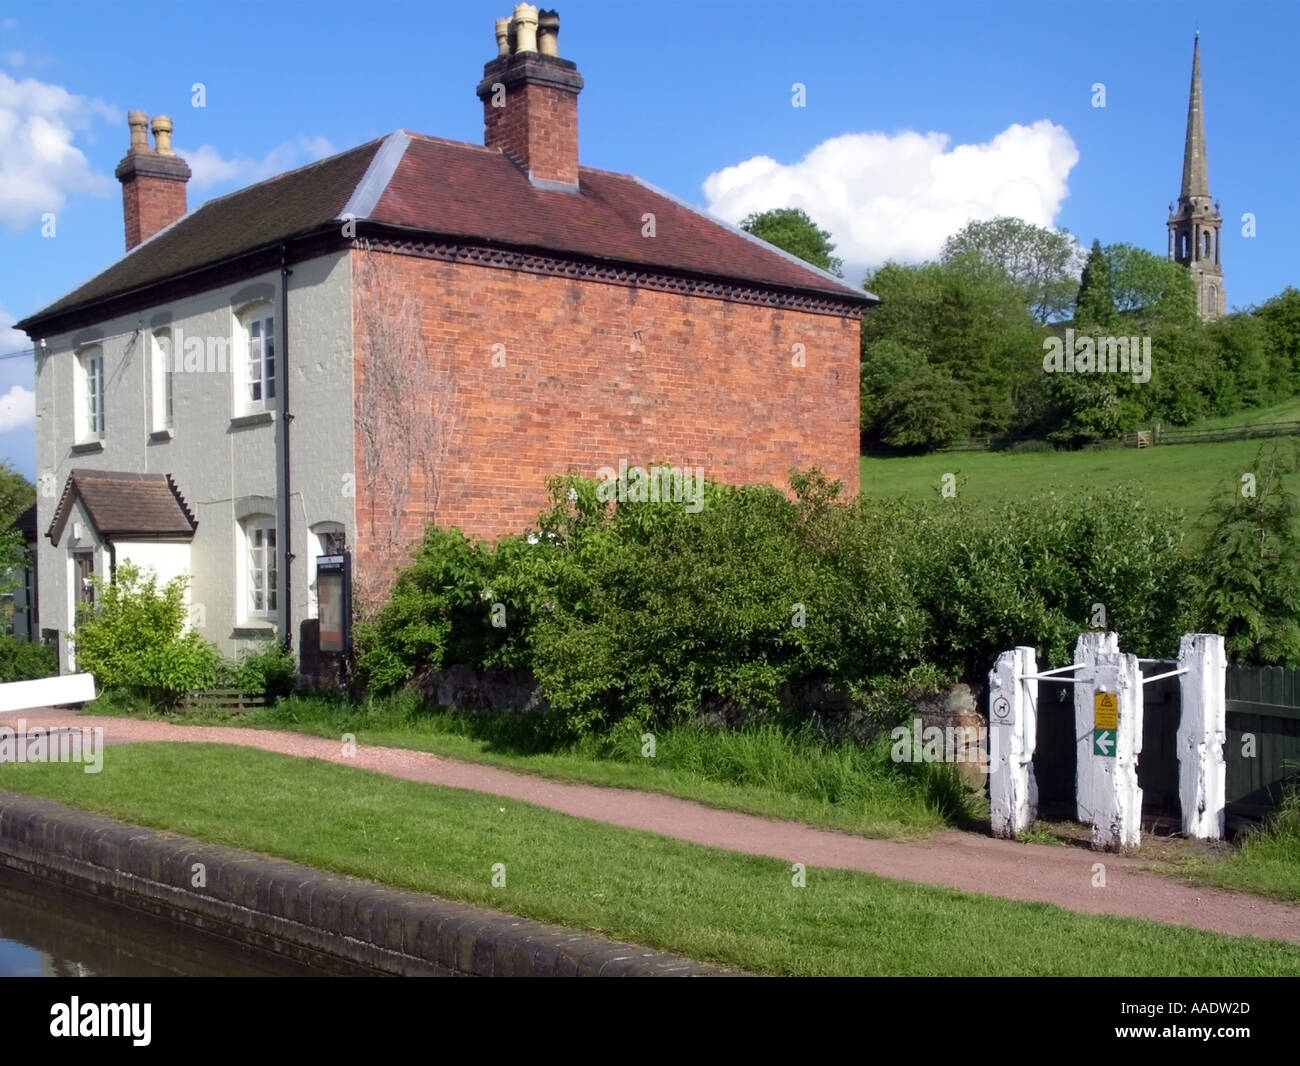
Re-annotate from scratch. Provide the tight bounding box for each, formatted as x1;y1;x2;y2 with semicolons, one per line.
350;247;860;599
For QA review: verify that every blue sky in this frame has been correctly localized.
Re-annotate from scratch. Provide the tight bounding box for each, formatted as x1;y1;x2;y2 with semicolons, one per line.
2;0;1297;479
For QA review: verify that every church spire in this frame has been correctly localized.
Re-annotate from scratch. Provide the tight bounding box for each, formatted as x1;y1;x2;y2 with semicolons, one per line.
1180;32;1210;203
1168;33;1225;321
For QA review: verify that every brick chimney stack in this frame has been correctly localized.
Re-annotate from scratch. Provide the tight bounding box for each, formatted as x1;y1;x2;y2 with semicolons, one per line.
114;111;192;251
476;5;583;189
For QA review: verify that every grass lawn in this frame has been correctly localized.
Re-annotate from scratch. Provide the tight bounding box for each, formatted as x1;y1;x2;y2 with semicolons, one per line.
1165;794;1300;902
860;435;1299;544
83;691;978;840
2;742;1298;976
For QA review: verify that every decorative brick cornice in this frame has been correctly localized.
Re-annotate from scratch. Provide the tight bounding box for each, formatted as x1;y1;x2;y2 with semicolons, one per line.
357;232;868;319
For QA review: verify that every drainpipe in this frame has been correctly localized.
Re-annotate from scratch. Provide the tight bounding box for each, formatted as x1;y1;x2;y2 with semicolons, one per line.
280;245;294;652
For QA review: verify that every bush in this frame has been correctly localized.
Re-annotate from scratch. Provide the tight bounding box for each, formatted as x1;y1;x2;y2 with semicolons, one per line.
0;634;56;682
357;469;1196;739
72;563;220;708
222;641;298;701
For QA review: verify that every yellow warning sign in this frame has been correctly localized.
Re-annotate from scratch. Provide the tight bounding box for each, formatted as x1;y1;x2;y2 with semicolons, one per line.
1094;692;1118;730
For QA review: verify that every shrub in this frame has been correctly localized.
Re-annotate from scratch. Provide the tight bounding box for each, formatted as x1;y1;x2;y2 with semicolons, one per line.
223;641;298;701
357;470;1196;738
72;563;220;708
0;634;56;682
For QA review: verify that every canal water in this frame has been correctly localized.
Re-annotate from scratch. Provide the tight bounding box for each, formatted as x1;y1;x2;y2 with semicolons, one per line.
0;865;344;976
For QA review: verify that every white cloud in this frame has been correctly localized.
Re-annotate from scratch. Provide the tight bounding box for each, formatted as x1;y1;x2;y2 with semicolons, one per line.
702;120;1079;274
0;384;34;432
1;19;18;32
0;71;117;230
2;51;25;69
183;135;335;192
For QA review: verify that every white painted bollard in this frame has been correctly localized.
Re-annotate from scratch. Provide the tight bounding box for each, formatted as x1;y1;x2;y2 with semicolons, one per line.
1177;634;1226;840
1074;632;1143;850
988;646;1038;838
0;673;96;714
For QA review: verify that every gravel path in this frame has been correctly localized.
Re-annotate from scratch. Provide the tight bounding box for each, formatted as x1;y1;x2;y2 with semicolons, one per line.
13;709;1300;946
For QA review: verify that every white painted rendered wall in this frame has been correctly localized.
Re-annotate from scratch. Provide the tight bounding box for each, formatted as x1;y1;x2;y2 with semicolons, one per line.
33;251;356;666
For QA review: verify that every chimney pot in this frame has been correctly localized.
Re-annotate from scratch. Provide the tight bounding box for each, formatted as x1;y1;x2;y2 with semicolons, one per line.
512;3;539;53
537;10;560;56
495;17;511;55
127;110;150;152
151;115;175;156
115;111;190;250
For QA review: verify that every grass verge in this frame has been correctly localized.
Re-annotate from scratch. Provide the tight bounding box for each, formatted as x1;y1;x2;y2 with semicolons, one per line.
1;742;1297;976
235;692;978;839
1165;792;1300;902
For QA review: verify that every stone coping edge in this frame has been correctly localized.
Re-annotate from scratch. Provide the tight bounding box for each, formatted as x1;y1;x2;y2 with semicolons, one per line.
0;791;735;977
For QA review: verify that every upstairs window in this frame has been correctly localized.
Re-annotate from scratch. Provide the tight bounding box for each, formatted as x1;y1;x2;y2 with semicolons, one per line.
76;346;105;442
150;329;174;433
236;303;276;415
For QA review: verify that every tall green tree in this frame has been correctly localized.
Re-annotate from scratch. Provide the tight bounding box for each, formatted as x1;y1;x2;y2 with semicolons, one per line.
740;207;843;277
1074;240;1116;329
940;216;1084;323
0;462;33;532
860;258;1041;447
1103;243;1198;328
1257;287;1300;397
1196;440;1300;666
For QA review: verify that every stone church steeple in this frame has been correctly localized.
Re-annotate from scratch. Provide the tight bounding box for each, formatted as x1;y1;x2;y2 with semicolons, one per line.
1168;33;1226;321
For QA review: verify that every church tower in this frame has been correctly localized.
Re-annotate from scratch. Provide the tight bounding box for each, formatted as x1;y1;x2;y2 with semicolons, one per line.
1168;33;1226;321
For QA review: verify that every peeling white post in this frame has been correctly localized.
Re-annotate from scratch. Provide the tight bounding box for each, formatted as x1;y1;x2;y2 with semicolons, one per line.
1177;633;1227;840
1075;632;1143;850
988;646;1038;838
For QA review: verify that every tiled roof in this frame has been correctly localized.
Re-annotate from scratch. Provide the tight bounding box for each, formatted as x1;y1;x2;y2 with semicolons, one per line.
20;131;870;331
46;470;198;543
22;141;384;324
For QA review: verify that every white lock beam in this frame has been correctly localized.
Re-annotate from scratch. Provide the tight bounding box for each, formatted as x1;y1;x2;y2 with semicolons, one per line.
988;646;1038;838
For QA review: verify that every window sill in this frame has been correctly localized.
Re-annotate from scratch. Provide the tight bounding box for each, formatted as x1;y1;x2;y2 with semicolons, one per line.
232;623;276;637
149;428;174;442
230;411;274;429
70;440;104;454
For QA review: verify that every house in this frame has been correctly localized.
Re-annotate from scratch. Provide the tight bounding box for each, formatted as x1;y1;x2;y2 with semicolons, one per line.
16;5;873;671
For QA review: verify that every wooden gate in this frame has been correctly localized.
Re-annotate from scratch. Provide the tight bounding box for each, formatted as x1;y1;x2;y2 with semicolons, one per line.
1030;662;1181;819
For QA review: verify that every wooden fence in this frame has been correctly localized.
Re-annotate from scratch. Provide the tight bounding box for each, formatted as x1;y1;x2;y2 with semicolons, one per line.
178;688;269;715
1225;664;1300;818
922;418;1300;455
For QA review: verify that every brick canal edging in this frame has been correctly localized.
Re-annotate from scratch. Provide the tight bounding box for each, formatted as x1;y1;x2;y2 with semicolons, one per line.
0;792;732;977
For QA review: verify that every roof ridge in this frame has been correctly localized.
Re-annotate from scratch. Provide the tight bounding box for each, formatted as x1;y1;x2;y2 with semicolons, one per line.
340;131;412;221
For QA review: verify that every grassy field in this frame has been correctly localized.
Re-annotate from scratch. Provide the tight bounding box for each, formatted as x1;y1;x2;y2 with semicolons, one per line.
85;691;977;840
860;435;1298;542
2;743;1297;976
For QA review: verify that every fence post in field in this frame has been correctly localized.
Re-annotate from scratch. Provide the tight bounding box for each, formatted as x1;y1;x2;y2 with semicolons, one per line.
1177;633;1227;840
988;646;1038;838
1075;631;1144;850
